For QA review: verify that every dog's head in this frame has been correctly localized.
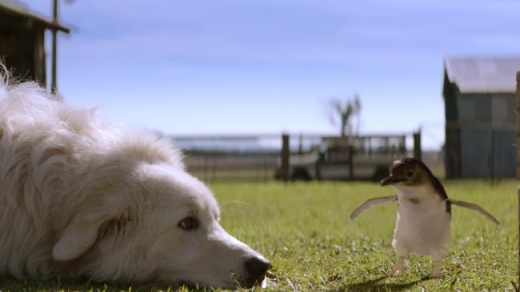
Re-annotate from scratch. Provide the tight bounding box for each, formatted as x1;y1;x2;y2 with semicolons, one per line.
52;162;270;289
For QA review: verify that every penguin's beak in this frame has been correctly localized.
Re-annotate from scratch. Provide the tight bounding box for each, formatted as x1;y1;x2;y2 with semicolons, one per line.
380;175;406;186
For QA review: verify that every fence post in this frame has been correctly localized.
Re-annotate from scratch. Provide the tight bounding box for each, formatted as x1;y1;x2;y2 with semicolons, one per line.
298;134;303;154
490;129;495;185
516;71;520;288
517;71;520;178
281;134;290;182
413;130;422;161
348;145;354;180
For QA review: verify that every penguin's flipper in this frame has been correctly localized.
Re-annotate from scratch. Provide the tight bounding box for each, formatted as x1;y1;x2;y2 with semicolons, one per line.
449;199;500;225
350;195;398;220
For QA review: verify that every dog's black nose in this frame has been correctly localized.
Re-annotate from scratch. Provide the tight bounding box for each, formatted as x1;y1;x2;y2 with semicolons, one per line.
244;256;271;286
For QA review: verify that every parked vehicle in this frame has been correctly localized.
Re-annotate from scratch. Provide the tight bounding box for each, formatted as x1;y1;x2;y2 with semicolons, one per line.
274;135;407;182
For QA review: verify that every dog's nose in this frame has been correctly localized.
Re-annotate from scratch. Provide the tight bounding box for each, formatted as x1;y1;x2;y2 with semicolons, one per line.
245;256;271;283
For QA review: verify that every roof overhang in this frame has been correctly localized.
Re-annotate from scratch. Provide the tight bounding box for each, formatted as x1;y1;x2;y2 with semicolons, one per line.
0;0;70;33
444;57;520;95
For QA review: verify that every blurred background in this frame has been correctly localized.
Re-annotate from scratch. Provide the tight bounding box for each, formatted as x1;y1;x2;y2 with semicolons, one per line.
1;0;519;182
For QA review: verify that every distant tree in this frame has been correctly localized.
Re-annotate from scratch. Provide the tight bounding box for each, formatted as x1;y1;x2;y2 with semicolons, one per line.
328;94;361;138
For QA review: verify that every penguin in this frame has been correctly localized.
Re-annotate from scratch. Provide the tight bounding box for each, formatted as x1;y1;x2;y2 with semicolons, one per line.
350;157;499;278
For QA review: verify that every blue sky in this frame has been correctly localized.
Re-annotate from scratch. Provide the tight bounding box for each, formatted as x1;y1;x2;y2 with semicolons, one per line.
28;0;520;150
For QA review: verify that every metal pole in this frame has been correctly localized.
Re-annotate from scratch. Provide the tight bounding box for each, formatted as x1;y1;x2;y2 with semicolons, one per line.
51;0;58;94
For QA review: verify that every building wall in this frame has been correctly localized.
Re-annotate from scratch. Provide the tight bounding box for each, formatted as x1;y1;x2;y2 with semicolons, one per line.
493;130;516;177
0;12;47;88
444;128;460;178
455;93;515;178
443;77;460;179
491;95;516;177
459;129;491;178
457;94;515;125
491;94;516;125
457;94;491;123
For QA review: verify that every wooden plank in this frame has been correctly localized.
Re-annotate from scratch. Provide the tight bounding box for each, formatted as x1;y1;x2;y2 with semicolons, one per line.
517;72;520;288
517;71;520;178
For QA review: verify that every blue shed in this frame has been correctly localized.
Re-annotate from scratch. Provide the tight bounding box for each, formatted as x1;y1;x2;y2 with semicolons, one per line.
443;57;520;179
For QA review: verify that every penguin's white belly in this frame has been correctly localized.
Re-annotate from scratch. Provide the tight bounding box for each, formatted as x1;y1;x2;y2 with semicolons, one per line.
392;188;451;259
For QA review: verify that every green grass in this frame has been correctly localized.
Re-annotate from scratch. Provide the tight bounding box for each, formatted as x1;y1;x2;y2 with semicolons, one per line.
0;180;517;291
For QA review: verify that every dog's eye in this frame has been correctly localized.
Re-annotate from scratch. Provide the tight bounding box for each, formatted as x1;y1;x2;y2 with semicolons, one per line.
178;216;199;231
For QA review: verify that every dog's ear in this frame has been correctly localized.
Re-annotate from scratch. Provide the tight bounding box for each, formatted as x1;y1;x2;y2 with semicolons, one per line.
52;200;122;262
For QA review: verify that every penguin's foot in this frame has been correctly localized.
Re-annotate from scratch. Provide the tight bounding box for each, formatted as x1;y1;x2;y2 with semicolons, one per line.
390;256;405;276
430;260;443;278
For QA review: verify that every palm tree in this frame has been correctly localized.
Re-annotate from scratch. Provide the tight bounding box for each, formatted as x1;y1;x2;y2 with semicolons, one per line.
329;94;361;138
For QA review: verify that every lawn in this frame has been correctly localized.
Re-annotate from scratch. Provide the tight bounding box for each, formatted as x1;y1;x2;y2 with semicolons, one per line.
0;179;517;291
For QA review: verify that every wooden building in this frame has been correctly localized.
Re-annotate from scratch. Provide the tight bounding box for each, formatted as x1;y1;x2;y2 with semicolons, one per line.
0;0;69;90
443;57;520;179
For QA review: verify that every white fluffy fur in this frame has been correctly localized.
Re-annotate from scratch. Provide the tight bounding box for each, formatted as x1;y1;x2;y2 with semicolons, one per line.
0;71;269;289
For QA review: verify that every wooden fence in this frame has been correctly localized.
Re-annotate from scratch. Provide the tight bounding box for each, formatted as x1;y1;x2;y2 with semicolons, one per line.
172;132;423;182
171;134;324;182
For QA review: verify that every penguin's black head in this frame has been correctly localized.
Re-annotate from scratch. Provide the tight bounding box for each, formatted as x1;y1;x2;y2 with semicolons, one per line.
380;157;432;187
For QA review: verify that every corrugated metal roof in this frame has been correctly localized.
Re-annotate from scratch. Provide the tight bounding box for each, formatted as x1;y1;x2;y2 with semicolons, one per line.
0;0;70;33
444;57;520;93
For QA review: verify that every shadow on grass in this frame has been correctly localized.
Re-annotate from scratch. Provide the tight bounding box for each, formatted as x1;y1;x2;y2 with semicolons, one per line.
344;275;432;292
0;277;188;292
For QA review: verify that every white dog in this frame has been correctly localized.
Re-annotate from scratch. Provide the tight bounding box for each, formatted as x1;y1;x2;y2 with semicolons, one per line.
0;69;270;289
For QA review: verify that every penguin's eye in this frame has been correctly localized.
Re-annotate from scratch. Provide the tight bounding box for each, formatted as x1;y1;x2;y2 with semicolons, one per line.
406;171;414;177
